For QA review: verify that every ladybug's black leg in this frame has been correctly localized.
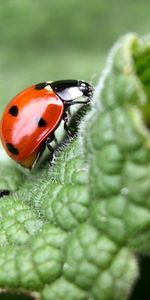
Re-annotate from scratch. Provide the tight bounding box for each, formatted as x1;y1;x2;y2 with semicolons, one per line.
63;110;73;139
47;132;57;144
29;142;46;169
67;106;71;116
0;189;10;198
46;137;54;153
53;134;58;144
36;142;46;161
46;135;56;165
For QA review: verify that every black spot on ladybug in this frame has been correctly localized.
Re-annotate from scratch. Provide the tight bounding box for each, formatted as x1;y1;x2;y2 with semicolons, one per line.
0;189;10;198
38;118;47;127
9;105;19;117
6;143;19;155
35;82;47;90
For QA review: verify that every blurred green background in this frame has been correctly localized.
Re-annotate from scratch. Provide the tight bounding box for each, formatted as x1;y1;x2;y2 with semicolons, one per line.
0;0;150;113
0;0;150;299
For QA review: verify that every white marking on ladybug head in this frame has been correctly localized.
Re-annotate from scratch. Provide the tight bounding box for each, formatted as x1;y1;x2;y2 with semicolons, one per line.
45;84;52;91
69;87;83;99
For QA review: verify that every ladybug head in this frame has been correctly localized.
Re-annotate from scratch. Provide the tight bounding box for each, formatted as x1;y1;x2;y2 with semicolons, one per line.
78;80;93;98
50;80;94;103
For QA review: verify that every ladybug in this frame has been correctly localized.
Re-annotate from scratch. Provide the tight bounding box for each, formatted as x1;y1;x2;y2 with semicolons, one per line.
0;80;93;169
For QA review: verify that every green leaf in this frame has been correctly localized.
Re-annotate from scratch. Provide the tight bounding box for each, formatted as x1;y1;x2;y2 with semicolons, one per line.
0;148;26;192
0;33;150;299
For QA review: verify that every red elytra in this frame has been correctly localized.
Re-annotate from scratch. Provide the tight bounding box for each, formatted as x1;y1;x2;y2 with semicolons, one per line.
0;80;93;168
